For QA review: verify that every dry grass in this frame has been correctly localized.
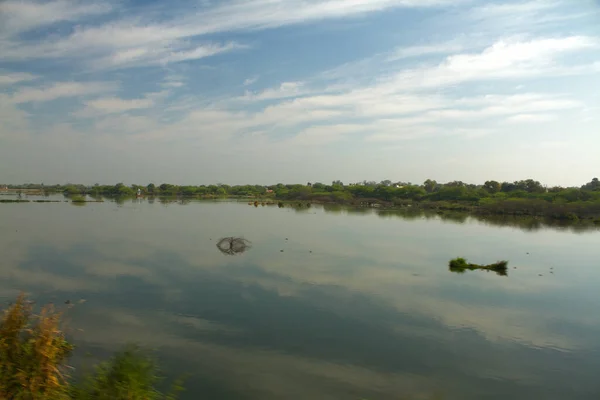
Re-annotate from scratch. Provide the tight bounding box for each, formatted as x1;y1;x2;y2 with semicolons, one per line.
0;293;73;399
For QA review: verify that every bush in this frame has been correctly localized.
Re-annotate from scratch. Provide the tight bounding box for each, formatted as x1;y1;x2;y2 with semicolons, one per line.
1;295;183;400
72;345;183;400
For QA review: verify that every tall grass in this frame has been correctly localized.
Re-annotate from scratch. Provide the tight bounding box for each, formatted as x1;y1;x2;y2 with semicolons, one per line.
1;294;183;400
0;293;73;399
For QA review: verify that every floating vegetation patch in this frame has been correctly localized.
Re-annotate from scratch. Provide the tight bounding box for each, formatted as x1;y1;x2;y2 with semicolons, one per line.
216;237;252;255
0;199;30;203
449;257;509;276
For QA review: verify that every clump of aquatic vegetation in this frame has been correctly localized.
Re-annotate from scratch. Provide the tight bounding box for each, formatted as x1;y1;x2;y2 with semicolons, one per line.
0;294;183;399
449;257;509;276
216;237;252;255
71;195;87;203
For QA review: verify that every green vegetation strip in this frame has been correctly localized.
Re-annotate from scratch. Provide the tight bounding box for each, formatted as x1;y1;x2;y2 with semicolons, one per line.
3;178;600;220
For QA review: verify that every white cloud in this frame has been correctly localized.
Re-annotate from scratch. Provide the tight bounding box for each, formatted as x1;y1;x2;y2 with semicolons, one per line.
187;0;463;36
465;0;596;36
160;42;246;65
387;40;468;61
241;82;308;101
92;41;244;69
75;90;173;117
83;97;154;114
0;0;461;69
11;82;117;103
387;36;598;91
0;72;38;86
163;81;184;88
469;0;561;20
243;76;259;86
37;32;592;150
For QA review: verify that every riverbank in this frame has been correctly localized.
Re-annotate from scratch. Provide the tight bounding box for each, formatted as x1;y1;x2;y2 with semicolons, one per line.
3;193;600;225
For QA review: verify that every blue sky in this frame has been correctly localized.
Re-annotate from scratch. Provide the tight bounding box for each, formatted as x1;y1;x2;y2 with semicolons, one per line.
1;0;599;186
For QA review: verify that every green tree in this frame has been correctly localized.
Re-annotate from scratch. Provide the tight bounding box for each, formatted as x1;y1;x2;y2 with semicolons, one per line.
582;178;600;191
423;179;437;193
484;180;501;194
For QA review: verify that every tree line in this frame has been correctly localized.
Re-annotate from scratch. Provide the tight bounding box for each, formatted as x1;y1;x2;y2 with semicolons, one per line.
7;177;597;200
4;178;600;220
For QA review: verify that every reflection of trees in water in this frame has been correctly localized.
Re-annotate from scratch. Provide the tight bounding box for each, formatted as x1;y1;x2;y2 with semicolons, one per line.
323;204;344;214
449;266;508;277
216;237;251;255
321;206;600;233
158;197;177;206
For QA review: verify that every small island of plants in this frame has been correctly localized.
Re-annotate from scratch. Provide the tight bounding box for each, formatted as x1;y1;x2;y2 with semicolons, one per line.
449;257;509;276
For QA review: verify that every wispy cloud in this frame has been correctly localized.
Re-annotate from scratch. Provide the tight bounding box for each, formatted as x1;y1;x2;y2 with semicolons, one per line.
0;0;113;34
387;40;468;61
93;42;245;70
506;113;556;123
469;0;561;20
80;97;154;115
0;72;38;86
75;89;172;117
121;32;594;147
241;82;308;101
0;0;462;70
243;76;259;86
1;0;599;184
387;36;598;91
11;82;117;104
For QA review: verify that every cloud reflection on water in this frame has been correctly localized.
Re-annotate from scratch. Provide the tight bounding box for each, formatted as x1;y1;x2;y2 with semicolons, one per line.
1;201;600;399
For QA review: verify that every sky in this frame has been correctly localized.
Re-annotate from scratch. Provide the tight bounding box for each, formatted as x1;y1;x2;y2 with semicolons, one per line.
1;0;599;186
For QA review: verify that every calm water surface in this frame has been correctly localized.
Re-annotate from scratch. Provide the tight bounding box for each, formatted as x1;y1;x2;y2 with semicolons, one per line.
1;197;600;399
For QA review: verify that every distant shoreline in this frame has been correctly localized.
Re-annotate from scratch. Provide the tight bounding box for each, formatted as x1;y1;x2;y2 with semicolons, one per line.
2;179;600;223
3;193;600;226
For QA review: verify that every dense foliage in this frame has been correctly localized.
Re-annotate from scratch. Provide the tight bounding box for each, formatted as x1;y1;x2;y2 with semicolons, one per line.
4;178;600;220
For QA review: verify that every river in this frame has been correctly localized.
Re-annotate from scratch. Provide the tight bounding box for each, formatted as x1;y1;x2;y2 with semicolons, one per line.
1;196;599;399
